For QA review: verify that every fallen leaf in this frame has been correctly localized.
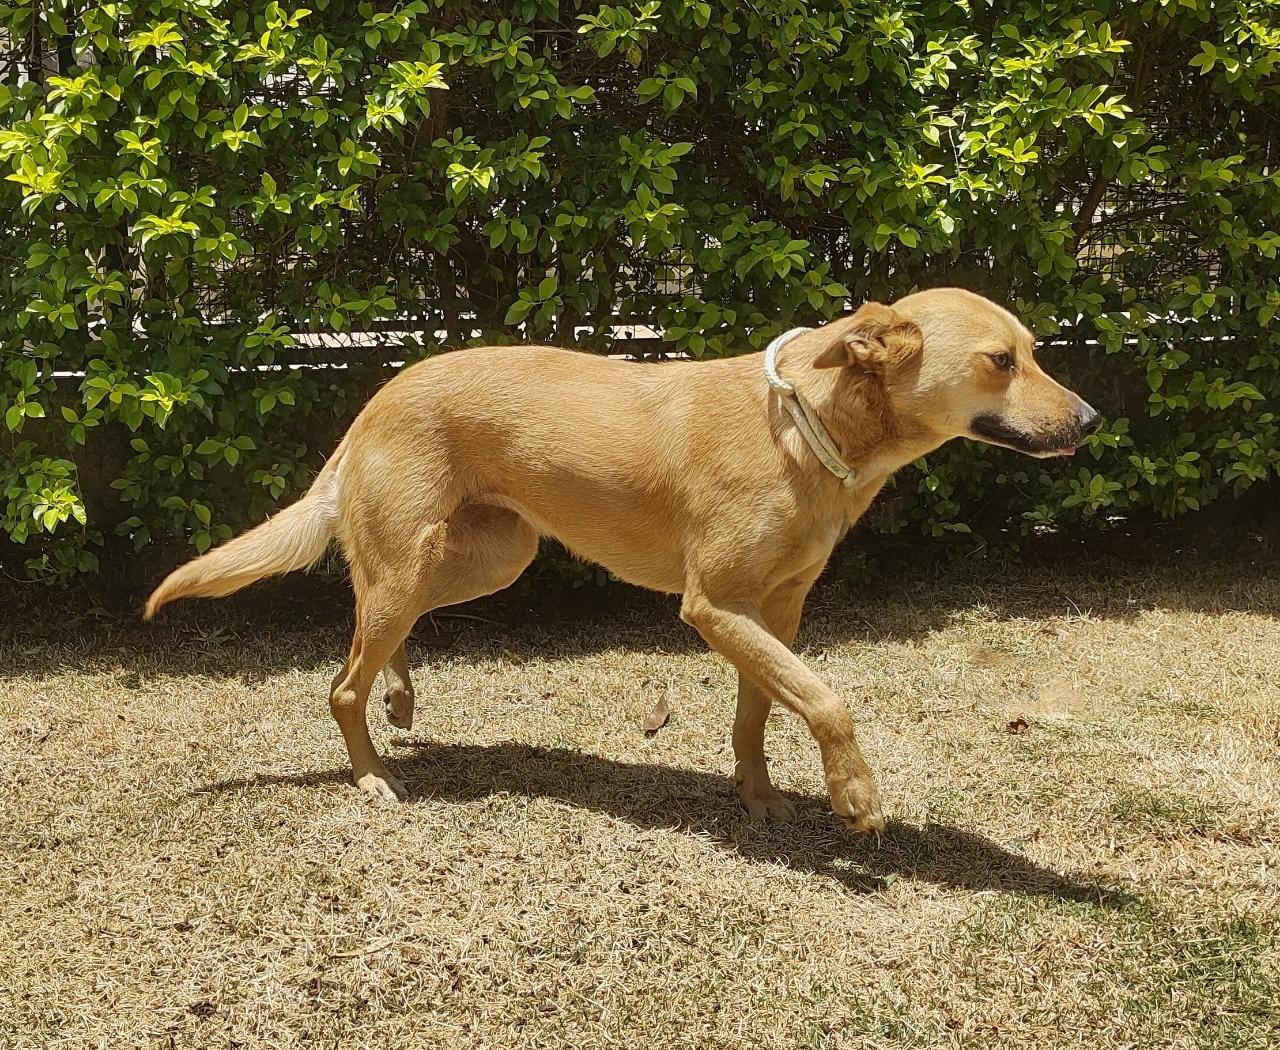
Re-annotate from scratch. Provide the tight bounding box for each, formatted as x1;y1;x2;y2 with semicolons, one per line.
1006;717;1029;735
643;692;672;735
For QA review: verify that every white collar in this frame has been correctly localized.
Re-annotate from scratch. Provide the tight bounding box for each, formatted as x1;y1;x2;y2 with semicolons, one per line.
763;328;859;488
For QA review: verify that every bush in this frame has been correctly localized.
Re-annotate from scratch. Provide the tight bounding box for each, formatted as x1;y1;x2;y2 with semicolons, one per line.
2;0;1278;579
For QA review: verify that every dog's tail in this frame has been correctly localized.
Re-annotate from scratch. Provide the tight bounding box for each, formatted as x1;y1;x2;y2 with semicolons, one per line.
143;441;347;620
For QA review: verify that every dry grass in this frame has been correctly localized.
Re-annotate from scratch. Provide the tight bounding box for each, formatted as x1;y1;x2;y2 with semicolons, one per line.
2;535;1279;1048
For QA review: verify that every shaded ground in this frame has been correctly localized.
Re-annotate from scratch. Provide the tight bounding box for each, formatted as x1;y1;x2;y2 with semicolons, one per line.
2;525;1278;1047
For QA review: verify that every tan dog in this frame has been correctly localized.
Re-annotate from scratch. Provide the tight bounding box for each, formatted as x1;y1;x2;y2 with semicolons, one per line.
146;288;1097;831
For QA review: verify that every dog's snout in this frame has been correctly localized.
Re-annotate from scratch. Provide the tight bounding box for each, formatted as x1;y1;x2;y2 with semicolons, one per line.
1077;403;1102;435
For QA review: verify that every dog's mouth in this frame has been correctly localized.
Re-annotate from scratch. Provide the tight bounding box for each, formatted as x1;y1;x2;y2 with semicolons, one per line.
968;414;1083;458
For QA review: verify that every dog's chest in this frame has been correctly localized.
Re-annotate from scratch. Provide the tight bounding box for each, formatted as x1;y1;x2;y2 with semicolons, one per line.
774;519;845;577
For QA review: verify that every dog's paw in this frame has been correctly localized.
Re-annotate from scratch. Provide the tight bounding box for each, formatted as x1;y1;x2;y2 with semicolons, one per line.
382;689;414;730
356;770;409;802
737;780;799;822
828;774;885;835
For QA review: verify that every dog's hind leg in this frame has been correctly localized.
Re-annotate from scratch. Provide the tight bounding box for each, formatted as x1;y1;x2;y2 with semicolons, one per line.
733;572;820;822
382;643;414;730
330;523;448;801
378;503;538;731
424;504;539;609
330;613;419;801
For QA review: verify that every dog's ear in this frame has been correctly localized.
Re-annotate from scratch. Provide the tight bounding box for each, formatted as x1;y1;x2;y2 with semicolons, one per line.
813;301;923;373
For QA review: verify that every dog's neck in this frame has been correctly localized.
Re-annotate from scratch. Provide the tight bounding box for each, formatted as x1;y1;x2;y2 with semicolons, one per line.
774;339;944;484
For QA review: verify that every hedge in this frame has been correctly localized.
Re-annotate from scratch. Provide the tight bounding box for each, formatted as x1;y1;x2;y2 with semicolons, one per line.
2;0;1278;580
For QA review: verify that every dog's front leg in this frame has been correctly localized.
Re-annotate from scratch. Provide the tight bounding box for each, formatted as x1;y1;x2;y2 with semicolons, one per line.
681;591;884;833
733;677;798;822
732;576;817;821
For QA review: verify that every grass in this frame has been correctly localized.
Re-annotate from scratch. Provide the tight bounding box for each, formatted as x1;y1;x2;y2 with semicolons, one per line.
2;527;1279;1048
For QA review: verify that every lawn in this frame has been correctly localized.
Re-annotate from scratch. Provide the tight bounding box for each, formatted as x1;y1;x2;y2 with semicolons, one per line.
2;529;1278;1048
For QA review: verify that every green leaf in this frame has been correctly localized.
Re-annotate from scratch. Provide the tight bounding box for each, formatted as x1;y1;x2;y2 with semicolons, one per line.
504;299;532;325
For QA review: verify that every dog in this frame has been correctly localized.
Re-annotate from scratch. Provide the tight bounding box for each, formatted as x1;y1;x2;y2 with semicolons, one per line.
146;288;1098;832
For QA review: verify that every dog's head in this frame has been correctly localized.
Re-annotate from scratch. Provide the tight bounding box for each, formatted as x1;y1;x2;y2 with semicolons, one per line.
815;288;1098;457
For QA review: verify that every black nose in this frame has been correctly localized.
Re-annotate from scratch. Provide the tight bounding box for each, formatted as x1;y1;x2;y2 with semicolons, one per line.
1078;404;1102;434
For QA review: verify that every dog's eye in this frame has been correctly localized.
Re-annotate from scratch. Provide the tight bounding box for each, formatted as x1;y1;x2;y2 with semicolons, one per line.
990;352;1015;372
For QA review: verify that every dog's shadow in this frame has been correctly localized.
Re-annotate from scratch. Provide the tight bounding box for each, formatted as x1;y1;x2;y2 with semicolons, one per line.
203;739;1132;907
